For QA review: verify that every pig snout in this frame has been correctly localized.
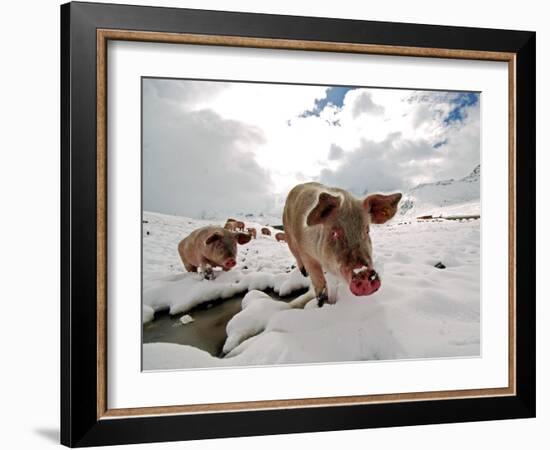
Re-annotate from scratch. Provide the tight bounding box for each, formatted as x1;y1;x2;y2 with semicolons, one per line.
349;268;381;296
224;258;236;269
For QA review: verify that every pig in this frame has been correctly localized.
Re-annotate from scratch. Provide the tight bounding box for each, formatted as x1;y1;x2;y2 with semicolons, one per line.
261;227;271;236
275;232;286;242
246;228;257;239
224;219;239;231
178;226;251;280
283;182;401;307
225;219;245;231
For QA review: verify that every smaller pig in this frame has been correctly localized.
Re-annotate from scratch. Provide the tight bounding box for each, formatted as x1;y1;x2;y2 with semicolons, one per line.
224;219;239;231
246;228;257;239
178;226;251;280
224;219;245;231
261;227;272;236
275;232;286;242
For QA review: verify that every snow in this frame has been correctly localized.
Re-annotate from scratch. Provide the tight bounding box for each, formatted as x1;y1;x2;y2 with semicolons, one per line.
179;314;195;325
143;214;480;369
228;220;479;362
142;212;309;320
223;291;291;354
142;305;155;324
399;165;480;218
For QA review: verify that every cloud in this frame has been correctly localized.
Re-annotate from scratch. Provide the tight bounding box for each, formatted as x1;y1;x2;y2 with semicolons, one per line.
318;90;480;194
351;91;385;118
145;78;226;106
143;79;480;218
327;144;344;160
320;137;407;195
143;80;276;218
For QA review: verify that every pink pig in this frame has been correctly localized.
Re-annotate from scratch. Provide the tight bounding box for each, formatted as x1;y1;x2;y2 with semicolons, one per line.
178;226;251;279
283;182;401;307
275;232;286;242
224;219;245;232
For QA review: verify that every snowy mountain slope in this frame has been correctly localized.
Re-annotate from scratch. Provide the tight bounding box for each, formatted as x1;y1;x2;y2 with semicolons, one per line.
177;211;284;228
399;165;480;218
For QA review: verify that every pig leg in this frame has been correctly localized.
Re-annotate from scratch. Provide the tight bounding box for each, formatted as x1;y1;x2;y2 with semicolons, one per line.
302;255;328;307
199;260;215;280
183;261;197;273
287;240;308;277
203;267;214;280
317;290;329;307
178;245;197;273
325;272;339;304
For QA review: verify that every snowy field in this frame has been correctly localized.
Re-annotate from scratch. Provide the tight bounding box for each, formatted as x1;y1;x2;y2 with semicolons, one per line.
142;210;480;370
142;212;309;323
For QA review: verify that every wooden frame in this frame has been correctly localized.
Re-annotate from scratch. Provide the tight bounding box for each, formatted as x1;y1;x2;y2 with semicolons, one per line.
61;1;535;447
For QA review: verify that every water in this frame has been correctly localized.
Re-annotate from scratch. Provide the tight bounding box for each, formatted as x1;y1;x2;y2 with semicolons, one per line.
142;288;307;357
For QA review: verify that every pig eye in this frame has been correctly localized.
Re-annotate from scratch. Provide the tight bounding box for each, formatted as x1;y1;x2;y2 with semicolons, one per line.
331;228;343;240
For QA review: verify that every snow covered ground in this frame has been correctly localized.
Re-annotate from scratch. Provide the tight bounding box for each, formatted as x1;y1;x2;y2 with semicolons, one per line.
142;209;480;370
142;212;309;322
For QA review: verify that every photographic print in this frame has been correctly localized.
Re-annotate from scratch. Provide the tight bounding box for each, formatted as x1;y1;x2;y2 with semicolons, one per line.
62;5;535;444
141;77;481;371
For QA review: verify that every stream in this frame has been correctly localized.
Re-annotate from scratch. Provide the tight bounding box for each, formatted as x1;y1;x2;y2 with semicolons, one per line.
142;288;307;357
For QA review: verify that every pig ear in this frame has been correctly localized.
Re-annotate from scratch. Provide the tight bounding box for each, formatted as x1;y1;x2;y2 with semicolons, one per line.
364;193;402;224
205;232;223;245
235;232;252;245
306;192;341;226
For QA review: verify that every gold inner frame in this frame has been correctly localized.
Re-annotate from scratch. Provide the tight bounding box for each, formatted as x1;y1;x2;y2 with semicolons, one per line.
96;29;517;420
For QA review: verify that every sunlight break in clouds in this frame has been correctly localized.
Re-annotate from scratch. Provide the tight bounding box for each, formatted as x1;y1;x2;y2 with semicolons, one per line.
142;78;479;218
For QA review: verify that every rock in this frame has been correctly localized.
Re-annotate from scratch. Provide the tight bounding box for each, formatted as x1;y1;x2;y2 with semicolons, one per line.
434;261;446;269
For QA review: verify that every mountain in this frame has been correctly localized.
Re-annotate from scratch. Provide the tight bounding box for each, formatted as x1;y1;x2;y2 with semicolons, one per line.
399;165;480;218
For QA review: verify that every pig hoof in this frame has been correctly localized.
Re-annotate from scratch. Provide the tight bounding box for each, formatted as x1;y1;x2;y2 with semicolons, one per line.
317;290;328;307
203;270;215;280
300;266;308;277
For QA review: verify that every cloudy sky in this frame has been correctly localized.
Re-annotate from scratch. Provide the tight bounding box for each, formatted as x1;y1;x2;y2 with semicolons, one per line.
142;78;480;218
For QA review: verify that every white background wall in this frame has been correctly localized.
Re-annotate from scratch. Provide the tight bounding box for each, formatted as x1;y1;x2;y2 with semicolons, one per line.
0;0;546;448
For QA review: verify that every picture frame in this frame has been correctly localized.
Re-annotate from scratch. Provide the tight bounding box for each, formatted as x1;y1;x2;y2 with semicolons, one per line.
60;1;536;447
